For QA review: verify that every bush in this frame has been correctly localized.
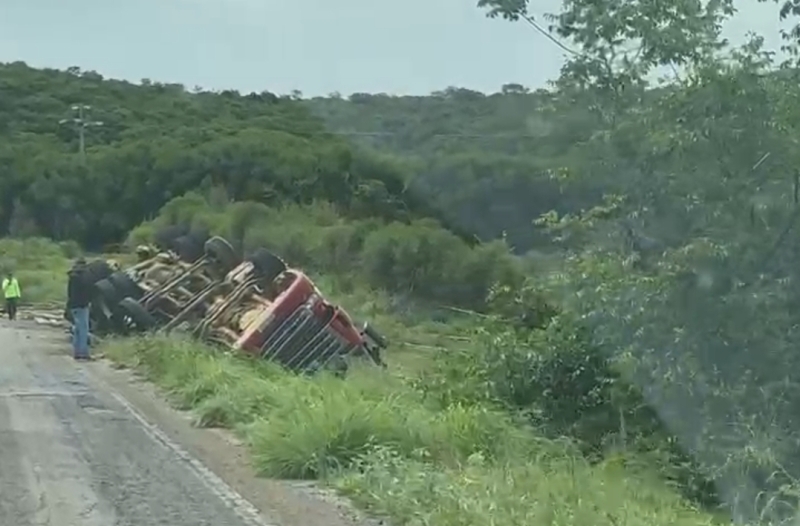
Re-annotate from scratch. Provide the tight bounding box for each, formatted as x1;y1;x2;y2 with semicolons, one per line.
128;192;527;311
414;310;719;506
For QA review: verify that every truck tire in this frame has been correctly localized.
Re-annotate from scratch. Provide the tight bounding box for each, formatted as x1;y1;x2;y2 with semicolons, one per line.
94;278;119;308
173;235;204;263
204;236;238;273
154;225;186;252
109;271;143;299
86;259;112;284
117;297;156;332
248;248;286;282
187;228;210;246
92;278;121;333
363;322;388;349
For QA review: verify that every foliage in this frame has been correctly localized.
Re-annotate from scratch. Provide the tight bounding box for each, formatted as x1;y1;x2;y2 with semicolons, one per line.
0;237;78;305
102;336;532;476
100;335;721;526
129;193;525;311
0;62;464;249
338;448;720;526
464;1;800;520
305;89;603;253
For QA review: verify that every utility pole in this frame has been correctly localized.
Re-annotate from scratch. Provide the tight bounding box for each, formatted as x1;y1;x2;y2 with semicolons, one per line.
59;104;103;165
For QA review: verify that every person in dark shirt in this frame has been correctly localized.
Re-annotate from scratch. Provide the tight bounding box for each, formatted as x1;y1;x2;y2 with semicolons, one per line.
67;258;92;360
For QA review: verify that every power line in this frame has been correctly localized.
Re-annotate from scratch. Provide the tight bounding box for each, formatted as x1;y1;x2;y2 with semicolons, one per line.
519;13;579;56
59;104;103;165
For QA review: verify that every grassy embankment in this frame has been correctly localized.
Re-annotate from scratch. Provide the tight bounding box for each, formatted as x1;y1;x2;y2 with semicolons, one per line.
3;205;723;525
0;237;78;306
102;335;720;526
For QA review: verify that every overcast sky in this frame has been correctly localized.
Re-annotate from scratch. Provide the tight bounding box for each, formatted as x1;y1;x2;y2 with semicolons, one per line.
0;0;789;97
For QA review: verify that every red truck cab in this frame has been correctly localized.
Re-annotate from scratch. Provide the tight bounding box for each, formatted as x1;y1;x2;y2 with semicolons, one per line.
233;270;385;372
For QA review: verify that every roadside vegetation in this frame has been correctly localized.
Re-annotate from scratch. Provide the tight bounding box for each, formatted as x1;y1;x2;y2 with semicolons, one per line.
101;334;721;526
0;237;78;306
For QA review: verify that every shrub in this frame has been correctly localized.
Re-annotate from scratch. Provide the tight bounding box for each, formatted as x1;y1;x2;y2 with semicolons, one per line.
415;309;720;507
129;193;527;311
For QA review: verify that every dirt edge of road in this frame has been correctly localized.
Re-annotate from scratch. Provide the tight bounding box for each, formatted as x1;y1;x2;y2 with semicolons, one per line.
26;314;386;526
89;357;388;526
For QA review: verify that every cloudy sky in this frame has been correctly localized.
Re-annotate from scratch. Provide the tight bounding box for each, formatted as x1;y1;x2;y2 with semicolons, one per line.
0;0;788;97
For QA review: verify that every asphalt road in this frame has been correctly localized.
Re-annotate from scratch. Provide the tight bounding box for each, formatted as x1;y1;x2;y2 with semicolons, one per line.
0;319;270;526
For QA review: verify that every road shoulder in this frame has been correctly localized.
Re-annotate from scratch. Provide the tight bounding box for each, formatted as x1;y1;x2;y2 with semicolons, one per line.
82;345;385;526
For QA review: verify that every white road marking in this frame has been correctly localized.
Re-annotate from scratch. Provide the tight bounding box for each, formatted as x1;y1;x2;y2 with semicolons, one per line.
95;377;275;526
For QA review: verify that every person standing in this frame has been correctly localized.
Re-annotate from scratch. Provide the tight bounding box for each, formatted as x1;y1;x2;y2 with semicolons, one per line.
67;258;92;360
2;270;21;320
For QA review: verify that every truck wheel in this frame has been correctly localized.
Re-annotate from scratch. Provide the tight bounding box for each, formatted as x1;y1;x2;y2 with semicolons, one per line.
109;271;143;299
248;248;286;282
86;260;112;284
187;228;210;246
363;322;388;348
94;279;120;308
154;225;187;252
204;236;238;273
173;235;204;263
117;297;156;332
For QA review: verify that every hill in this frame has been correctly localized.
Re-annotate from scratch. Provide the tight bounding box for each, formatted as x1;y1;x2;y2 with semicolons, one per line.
0;61;633;255
0;61;473;250
302;87;605;251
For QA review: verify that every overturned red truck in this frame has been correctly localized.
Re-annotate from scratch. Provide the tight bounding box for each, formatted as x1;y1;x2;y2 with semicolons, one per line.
88;230;387;374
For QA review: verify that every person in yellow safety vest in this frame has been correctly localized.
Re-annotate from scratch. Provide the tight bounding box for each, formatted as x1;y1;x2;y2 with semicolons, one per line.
2;270;21;321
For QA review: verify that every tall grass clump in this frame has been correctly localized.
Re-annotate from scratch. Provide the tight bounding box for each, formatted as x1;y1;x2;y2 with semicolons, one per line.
337;448;721;526
102;336;531;478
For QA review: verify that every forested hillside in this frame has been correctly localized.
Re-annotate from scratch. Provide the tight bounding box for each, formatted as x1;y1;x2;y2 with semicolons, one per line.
304;86;601;250
0;62;470;249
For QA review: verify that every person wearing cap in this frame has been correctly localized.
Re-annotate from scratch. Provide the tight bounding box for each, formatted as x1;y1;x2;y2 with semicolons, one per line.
67;258;92;360
2;270;21;320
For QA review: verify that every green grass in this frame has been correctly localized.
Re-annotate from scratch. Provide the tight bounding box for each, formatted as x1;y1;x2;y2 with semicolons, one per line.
0;237;80;305
337;450;722;526
0;238;138;307
310;273;477;372
100;335;722;526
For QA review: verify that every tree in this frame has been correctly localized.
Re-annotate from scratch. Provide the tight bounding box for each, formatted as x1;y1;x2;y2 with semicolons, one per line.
0;61;461;249
476;0;800;521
